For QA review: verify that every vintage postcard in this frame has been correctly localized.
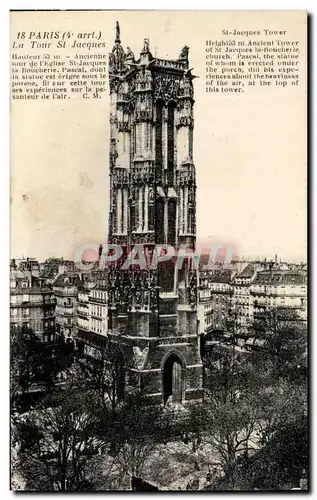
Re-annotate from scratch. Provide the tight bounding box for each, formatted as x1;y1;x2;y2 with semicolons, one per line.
10;10;307;491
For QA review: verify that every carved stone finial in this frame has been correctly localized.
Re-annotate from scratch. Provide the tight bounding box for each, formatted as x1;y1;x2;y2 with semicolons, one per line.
142;38;150;53
179;45;189;60
109;22;126;74
115;21;120;44
126;46;135;61
98;244;103;259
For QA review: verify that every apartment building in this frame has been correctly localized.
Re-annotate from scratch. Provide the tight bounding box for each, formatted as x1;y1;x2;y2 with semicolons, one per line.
232;263;257;335
198;269;234;345
198;262;307;349
10;259;56;343
251;270;307;321
53;273;81;339
76;277;108;357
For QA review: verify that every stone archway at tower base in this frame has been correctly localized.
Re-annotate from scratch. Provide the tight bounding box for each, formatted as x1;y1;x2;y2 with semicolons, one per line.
162;352;185;406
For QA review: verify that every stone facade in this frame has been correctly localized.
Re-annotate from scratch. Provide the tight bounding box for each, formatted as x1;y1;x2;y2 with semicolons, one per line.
10;259;56;343
53;273;80;340
198;262;307;350
251;269;307;321
106;23;202;404
76;279;108;356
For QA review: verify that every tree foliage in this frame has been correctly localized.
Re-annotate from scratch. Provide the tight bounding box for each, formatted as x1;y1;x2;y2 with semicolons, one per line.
198;306;308;490
113;391;173;479
78;340;129;414
12;306;308;491
10;326;74;412
15;380;109;491
251;307;307;381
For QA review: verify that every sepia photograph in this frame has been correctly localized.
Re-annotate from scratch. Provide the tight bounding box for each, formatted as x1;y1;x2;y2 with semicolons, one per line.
10;9;308;491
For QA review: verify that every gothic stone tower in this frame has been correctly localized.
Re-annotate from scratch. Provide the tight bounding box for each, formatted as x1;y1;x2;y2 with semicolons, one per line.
107;23;202;404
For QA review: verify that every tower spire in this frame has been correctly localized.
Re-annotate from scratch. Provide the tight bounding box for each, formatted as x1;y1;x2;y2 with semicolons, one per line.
115;21;121;44
109;22;125;74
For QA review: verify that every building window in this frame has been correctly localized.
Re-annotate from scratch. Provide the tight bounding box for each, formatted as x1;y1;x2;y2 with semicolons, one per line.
155;197;165;244
167;199;176;245
155;99;163;177
167;101;175;185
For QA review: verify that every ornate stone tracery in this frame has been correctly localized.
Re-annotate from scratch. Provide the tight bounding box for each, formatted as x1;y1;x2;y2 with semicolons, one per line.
106;23;202;403
153;73;181;103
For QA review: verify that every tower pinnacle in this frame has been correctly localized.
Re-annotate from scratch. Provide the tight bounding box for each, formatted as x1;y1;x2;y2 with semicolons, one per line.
115;21;121;44
109;21;125;74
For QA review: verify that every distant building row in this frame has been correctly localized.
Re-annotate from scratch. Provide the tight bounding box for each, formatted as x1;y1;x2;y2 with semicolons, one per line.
198;261;307;347
10;258;108;353
10;258;307;352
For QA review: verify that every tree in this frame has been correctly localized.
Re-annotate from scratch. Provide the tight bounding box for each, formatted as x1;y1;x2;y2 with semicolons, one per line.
11;326;74;412
10;326;45;411
114;391;170;481
14;380;111;491
250;307;307;381
211;415;308;491
203;393;260;484
199;307;308;490
196;342;272;485
79;340;129;415
250;415;308;490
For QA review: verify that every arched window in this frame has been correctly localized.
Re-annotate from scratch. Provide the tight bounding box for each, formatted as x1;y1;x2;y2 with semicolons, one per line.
115;187;127;234
155;100;164;180
158;258;175;293
155;197;165;244
167;199;176;245
167;101;176;185
116;188;122;233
